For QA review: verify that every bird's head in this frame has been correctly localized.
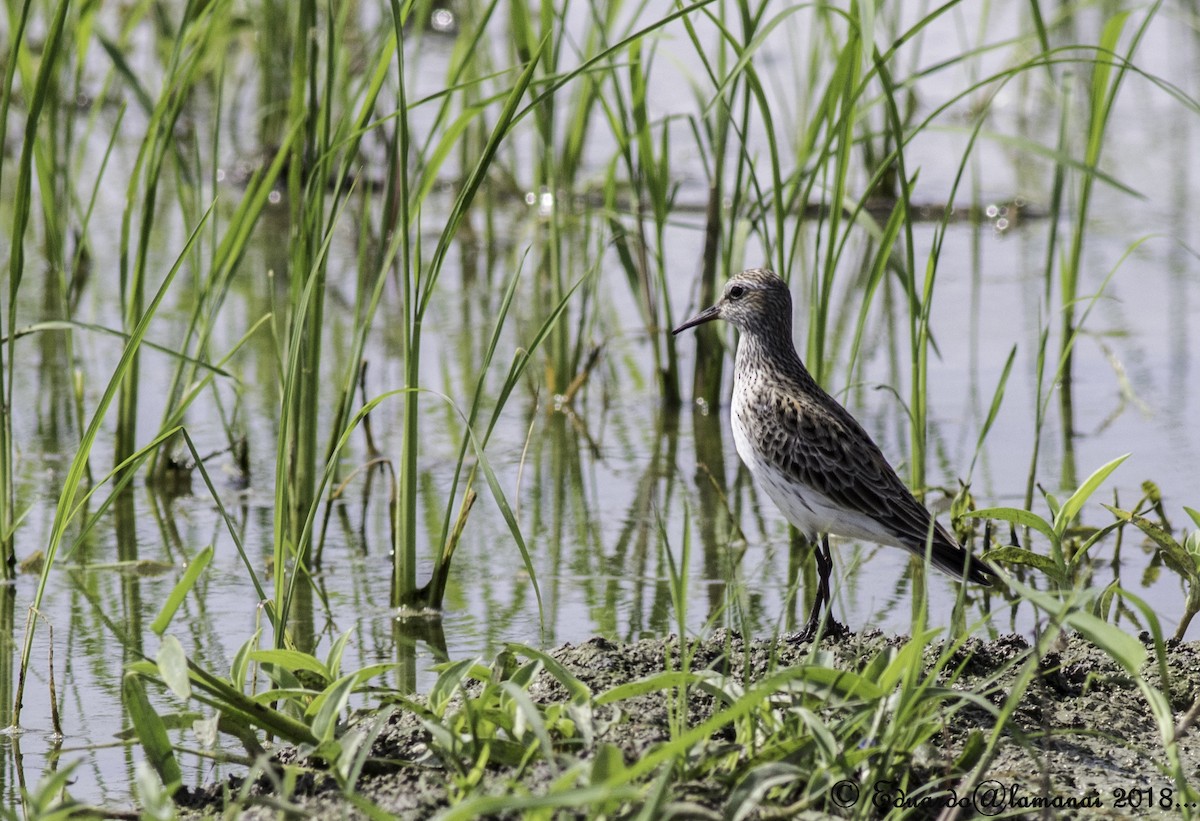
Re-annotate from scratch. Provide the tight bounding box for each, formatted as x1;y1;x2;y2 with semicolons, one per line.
672;268;792;336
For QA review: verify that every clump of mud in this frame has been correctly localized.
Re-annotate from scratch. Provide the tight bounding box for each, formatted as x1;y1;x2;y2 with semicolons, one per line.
179;630;1200;819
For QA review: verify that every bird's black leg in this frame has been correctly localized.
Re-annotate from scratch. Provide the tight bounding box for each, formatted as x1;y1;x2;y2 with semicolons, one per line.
799;535;837;640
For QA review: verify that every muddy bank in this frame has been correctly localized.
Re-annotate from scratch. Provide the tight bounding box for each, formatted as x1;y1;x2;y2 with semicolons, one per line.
180;630;1200;818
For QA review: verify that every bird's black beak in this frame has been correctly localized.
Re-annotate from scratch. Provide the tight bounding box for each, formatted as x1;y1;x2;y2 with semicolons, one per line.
671;304;721;335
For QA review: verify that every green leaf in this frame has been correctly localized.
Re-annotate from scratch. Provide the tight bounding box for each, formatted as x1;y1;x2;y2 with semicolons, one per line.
1184;507;1200;531
150;545;213;636
193;715;219;748
123;673;182;790
1054;453;1129;534
589;743;626;783
1105;504;1195;578
325;632;352;681
784;664;887;701
114;710;205;740
954;729;987;773
336;707;398;789
249;649;330;681
21;206;213;700
634;765;675;821
311;673;358;744
429;658;477;713
439;784;645;821
969;344;1017;477
500;681;557;772
596;671;702;705
230;630;261;688
1044;492;1061;523
7;321;233;377
795;707;838;761
970;506;1056;544
1187;531;1200;557
986;546;1063;579
156;635;191;701
1069;521;1124;572
504;644;592;701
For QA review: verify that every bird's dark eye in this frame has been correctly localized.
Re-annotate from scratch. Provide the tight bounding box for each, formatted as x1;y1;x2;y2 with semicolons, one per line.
728;285;746;300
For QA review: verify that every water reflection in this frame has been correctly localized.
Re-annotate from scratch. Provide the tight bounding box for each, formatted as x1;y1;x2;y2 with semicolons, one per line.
690;405;732;625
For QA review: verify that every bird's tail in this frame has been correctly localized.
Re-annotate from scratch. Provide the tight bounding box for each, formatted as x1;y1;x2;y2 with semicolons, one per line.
921;524;997;586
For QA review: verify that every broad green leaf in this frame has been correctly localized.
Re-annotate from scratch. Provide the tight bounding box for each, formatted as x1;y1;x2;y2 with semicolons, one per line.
123;674;182;790
156;635;191;700
1184;507;1200;531
436;784;642;821
127;660;158;677
1054;453;1129;534
970;507;1056;543
248;687;315;706
311;673;357;744
114;710;205;740
249;649;330;680
986;546;1062;579
336;707;398;788
1089;11;1132;140
507;659;541;690
782;664;887;701
500;681;557;774
589;743;626;783
634;762;675;821
134;761;174;820
429;658;478;712
954;729;987;773
1105;505;1195;578
1072;521;1123;569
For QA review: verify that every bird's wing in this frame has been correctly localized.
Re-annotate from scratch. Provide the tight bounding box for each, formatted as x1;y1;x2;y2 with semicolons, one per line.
748;384;992;583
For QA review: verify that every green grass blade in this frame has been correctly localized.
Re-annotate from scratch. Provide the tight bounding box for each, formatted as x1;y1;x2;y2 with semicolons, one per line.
150;545;214;636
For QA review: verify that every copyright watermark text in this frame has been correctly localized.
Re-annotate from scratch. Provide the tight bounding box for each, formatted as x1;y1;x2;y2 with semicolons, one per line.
826;779;1184;815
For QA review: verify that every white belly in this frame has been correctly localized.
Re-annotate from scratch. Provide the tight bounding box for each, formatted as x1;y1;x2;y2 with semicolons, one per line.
731;390;899;548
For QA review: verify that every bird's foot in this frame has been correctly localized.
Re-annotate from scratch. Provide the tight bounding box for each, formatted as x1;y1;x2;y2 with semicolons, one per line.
790;615;848;644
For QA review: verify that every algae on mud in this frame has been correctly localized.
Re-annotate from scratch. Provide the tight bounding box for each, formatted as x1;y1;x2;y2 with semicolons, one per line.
176;629;1200;819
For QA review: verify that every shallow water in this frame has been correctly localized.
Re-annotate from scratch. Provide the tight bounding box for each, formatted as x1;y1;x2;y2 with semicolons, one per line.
2;0;1200;811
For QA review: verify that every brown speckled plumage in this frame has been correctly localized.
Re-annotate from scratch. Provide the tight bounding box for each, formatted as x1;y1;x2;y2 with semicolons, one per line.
673;268;994;633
